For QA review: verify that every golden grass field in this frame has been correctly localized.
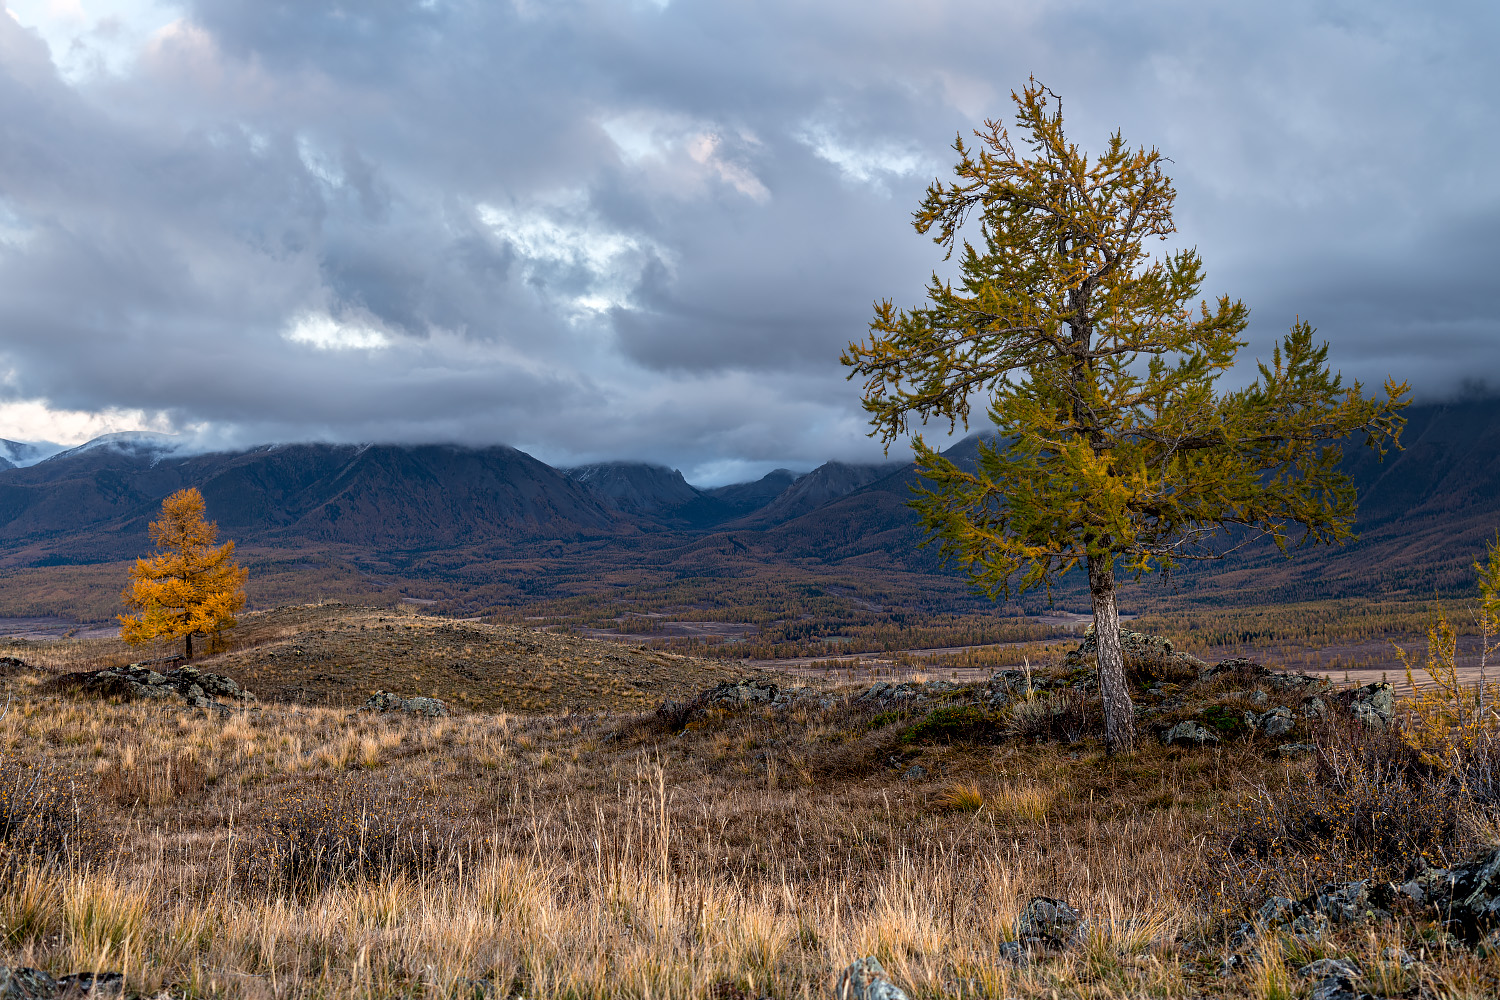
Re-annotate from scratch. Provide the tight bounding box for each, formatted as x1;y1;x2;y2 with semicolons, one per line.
3;605;1499;999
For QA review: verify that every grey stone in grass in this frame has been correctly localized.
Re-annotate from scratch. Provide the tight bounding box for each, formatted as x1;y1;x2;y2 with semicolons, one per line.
361;690;449;717
833;957;909;1000
1163;721;1219;746
1017;895;1084;949
1278;742;1318;759
901;765;926;782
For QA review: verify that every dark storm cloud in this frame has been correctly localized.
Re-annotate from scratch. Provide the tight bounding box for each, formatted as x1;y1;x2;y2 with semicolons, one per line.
0;0;1494;483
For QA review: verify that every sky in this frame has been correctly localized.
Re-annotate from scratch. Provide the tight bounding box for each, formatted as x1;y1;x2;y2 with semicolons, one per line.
0;0;1494;485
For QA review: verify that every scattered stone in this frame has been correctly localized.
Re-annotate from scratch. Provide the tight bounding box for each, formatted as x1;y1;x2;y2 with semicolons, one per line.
1303;696;1328;718
1065;627;1206;673
1396;843;1500;938
1163;721;1220;746
0;969;124;1000
1296;958;1367;1000
901;764;926;782
1016;896;1084;950
1277;742;1318;759
1245;706;1295;738
1347;682;1394;729
57;663;253;708
996;940;1028;966
833;957;909;1000
361;691;449;717
856;681;922;706
701;679;779;710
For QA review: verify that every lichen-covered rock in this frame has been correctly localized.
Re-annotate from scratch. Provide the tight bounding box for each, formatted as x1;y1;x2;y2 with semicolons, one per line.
833;957;909;1000
1397;844;1500;938
1016;896;1084;950
1065;628;1206;674
0;969;124;1000
362;691;449;717
61;663;253;708
1347;683;1394;729
701;679;779;710
1162;721;1219;746
1277;742;1318;759
1245;706;1295;738
1296;958;1366;1000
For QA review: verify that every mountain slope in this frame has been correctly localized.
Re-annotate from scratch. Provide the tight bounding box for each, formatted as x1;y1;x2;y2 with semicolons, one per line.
731;460;907;527
0;442;620;564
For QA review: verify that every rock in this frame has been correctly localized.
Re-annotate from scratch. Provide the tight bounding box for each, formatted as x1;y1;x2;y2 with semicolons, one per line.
1347;683;1394;729
0;969;57;1000
1396;844;1500;938
856;681;923;706
0;970;124;1000
1163;721;1219;746
56;974;124;998
1257;895;1300;927
1065;627;1206;674
1245;706;1295;738
1016;896;1084;950
996;940;1028;965
1277;742;1318;759
832;957;909;1000
1296;958;1367;1000
62;663;254;708
701;679;778;710
362;691;449;717
1302;696;1327;718
1312;881;1390;925
901;765;926;782
0;656;31;674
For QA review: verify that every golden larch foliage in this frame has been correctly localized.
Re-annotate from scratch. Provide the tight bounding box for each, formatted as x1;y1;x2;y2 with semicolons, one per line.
118;487;247;658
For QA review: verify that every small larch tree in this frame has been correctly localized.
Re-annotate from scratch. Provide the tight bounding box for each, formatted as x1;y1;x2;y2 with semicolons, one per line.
842;80;1409;752
120;487;248;660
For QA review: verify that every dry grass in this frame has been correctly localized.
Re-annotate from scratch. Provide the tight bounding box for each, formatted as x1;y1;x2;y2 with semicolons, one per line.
2;615;1497;998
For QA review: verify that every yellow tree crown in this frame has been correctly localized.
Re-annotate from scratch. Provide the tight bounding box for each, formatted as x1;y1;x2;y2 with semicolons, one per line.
119;487;248;650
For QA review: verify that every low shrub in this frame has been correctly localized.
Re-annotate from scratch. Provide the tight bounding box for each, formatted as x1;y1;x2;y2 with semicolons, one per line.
1209;715;1464;904
1201;704;1250;740
1004;689;1095;744
240;777;453;896
900;705;1000;745
0;756;104;867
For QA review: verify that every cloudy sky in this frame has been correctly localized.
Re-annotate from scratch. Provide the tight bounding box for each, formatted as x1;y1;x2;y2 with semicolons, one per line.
0;0;1494;484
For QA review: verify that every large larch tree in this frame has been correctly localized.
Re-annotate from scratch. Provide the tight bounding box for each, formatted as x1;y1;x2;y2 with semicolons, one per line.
842;80;1409;752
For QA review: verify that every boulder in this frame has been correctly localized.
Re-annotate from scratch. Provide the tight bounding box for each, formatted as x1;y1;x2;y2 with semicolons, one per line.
1162;721;1219;746
1347;683;1394;729
1396;844;1500;938
362;691;449;717
1277;742;1318;759
0;969;123;1000
1296;958;1369;1000
1245;706;1295;738
1065;627;1206;674
60;663;252;708
701;679;778;710
1016;895;1084;950
833;957;909;1000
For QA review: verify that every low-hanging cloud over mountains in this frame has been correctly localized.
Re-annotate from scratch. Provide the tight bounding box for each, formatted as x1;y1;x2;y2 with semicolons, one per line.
0;0;1495;484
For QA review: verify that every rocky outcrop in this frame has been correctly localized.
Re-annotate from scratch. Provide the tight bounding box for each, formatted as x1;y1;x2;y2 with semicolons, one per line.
57;663;252;708
1296;958;1371;1000
833;957;909;1000
1163;721;1219;746
0;969;122;1000
1016;895;1085;949
0;656;29;675
1397;843;1500;938
361;691;449;717
1065;627;1206;674
1345;682;1395;730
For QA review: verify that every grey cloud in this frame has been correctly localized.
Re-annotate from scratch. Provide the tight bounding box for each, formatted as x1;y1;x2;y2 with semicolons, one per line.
0;0;1495;481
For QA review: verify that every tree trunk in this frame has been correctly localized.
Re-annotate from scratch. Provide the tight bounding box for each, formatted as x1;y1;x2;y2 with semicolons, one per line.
1088;552;1135;753
184;631;193;661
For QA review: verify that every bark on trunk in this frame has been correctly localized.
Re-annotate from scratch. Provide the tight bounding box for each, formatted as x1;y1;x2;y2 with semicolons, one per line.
1088;552;1135;753
184;631;193;661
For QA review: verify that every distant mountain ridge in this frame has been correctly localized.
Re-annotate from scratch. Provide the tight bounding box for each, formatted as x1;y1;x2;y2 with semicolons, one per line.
2;401;1497;607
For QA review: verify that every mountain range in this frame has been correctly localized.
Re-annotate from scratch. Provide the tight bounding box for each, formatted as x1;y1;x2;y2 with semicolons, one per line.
1;400;1497;611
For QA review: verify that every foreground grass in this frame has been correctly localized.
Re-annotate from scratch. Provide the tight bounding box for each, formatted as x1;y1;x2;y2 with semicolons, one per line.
3;625;1499;998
